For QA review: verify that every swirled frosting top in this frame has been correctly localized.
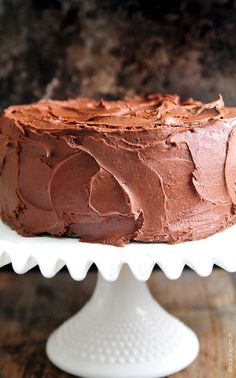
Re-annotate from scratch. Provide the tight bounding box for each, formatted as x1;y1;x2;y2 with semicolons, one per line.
4;94;236;132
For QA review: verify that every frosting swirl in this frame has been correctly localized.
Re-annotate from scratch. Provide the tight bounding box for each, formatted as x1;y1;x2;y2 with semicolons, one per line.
4;94;232;132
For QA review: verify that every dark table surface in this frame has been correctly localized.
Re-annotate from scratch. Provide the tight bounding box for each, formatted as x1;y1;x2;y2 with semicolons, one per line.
0;268;235;378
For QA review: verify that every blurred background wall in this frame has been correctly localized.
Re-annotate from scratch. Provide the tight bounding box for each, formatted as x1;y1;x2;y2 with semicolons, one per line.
0;0;236;111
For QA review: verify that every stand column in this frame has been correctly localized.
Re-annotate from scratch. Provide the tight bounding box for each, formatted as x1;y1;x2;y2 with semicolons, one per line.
47;265;199;378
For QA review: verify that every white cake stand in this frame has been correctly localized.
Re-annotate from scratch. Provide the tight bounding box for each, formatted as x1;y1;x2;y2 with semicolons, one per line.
0;220;236;378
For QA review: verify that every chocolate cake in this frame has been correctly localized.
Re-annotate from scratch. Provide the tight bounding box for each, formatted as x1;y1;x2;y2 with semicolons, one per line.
0;94;236;246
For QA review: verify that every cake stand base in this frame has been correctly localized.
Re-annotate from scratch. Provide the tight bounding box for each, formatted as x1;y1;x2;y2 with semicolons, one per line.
46;266;199;378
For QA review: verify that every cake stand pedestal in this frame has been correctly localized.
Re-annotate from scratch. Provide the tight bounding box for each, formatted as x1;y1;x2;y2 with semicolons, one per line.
47;265;199;378
0;221;236;378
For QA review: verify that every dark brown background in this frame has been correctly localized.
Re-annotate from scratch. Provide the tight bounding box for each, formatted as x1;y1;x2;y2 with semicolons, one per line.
1;0;236;112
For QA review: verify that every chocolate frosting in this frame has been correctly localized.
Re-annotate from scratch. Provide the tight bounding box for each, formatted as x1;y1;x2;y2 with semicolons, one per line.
0;94;236;246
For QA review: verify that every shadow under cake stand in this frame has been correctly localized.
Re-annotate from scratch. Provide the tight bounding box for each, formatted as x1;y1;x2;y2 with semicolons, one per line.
0;220;236;378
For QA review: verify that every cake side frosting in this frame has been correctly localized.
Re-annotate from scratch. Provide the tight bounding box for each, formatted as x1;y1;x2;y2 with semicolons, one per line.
0;94;236;246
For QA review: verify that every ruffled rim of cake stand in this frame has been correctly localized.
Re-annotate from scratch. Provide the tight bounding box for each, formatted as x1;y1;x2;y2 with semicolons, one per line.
0;220;235;281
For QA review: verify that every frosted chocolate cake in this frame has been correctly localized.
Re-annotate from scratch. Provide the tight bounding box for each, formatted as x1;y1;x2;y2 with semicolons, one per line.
0;94;235;246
